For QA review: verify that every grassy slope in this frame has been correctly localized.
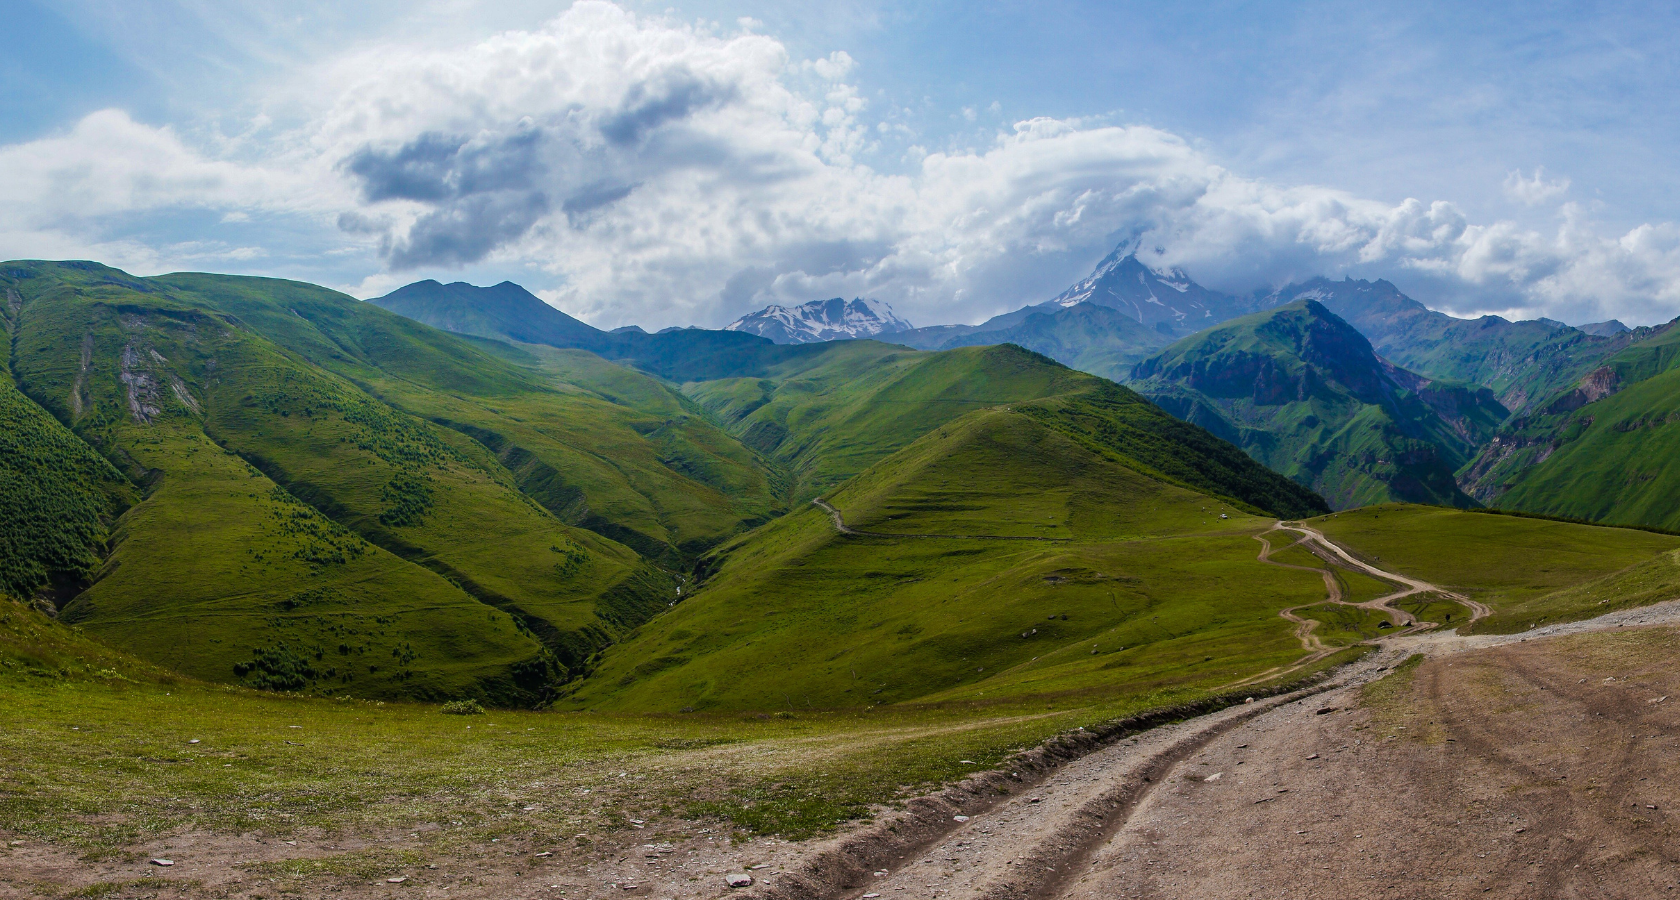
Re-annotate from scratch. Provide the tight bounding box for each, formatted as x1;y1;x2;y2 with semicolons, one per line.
4;265;559;702
1132;300;1504;510
1462;322;1680;530
154;272;781;563
686;340;1326;518
0;299;135;604
1310;504;1680;632
568;408;1332;712
0;262;703;700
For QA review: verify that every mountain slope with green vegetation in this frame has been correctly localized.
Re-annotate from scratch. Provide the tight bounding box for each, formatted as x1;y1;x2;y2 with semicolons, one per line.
1459;319;1680;529
568;405;1331;712
1132;300;1507;509
684;340;1327;516
1265;277;1644;414
0;289;136;608
0;261;707;702
920;301;1170;382
154;272;784;563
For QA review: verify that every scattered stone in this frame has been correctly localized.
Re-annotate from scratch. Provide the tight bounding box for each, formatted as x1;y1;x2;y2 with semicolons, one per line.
1029;797;1043;803
149;859;173;867
1306;753;1320;760
188;739;200;744
1649;804;1660;810
750;864;770;870
953;815;970;822
1237;744;1248;749
1204;773;1222;782
725;873;754;888
387;876;407;883
534;851;553;858
1315;707;1336;715
1244;697;1255;704
873;870;890;876
864;894;882;898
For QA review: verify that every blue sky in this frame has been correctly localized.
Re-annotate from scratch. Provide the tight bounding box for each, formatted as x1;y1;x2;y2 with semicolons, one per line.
4;0;1679;328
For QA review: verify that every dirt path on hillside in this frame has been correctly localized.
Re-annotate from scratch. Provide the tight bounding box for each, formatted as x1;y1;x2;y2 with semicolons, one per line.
746;600;1680;900
812;498;1069;541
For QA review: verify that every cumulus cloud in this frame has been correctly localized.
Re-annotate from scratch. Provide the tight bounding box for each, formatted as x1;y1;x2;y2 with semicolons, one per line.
1504;167;1571;206
1;1;1678;329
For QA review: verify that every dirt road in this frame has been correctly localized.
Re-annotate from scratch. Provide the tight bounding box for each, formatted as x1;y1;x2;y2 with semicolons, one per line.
749;608;1680;899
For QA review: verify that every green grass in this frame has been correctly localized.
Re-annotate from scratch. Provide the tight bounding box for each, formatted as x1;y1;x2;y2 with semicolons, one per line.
0;309;134;604
568;408;1334;712
1132;300;1504;509
1300;602;1392;644
0;262;690;701
1468;548;1680;633
152;271;782;564
0;601;1346;852
1310;504;1680;632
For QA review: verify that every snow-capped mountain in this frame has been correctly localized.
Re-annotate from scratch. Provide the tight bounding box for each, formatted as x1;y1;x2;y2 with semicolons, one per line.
1045;246;1259;337
724;297;913;344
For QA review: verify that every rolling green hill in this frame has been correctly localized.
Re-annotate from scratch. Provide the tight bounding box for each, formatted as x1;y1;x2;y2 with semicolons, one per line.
1460;319;1680;529
0;261;713;702
151;272;784;564
1131;300;1506;509
566;405;1330;712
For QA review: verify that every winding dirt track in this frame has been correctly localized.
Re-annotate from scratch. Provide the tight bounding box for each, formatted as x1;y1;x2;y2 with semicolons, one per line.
750;521;1680;900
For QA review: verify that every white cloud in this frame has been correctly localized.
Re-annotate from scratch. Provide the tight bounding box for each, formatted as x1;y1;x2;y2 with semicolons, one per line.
1503;167;1571;206
1;1;1678;329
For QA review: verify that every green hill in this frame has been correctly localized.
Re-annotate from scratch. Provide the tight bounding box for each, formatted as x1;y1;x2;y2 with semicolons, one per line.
154;272;783;564
1265;277;1644;414
921;302;1169;382
0;261;704;702
1131;300;1506;509
1460;319;1680;529
0;290;136;608
566;405;1330;712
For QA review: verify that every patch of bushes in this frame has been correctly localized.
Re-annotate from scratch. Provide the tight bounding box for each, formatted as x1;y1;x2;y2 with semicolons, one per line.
233;643;318;691
440;699;485;715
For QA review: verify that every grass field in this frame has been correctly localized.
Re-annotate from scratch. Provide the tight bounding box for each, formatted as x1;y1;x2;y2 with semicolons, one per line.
0;600;1354;873
1310;505;1680;632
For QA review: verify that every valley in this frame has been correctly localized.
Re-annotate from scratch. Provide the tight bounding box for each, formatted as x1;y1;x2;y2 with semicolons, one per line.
7;254;1680;899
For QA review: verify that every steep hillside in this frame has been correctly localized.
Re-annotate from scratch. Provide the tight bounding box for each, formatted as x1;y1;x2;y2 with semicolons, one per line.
0;261;696;702
1132;300;1506;509
567;407;1330;712
162;273;782;563
1460;319;1680;529
1263;278;1642;413
0;292;136;608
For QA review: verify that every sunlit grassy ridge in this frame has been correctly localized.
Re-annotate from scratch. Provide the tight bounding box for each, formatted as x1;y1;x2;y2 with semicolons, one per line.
568;407;1330;712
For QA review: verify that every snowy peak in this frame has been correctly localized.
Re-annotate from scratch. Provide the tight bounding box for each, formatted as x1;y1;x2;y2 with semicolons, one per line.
1043;246;1257;337
724;297;913;344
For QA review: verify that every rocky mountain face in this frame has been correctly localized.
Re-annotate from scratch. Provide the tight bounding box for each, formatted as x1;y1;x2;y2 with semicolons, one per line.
723;297;912;344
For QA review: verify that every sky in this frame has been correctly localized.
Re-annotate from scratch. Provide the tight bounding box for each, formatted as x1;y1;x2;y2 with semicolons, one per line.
3;0;1680;330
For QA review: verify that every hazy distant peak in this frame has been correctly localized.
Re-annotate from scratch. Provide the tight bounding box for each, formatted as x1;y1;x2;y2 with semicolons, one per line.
723;297;912;344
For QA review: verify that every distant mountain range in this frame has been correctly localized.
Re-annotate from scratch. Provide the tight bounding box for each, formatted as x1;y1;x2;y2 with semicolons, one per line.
723;297;912;343
368;241;1680;528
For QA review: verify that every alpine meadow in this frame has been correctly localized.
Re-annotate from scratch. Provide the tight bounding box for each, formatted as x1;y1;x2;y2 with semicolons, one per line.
7;3;1680;898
